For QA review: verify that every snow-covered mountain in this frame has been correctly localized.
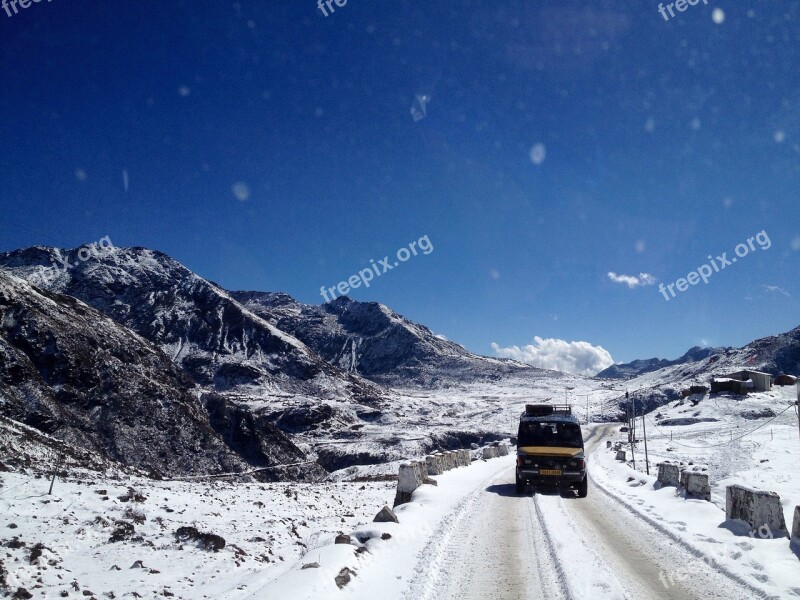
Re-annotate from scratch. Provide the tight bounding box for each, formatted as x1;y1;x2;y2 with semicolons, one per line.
0;270;318;478
232;292;540;386
3;243;795;481
0;246;385;405
596;345;727;379
607;325;800;416
0;244;557;477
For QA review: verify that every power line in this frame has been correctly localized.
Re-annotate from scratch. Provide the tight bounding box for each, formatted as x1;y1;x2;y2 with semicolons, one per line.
645;403;794;449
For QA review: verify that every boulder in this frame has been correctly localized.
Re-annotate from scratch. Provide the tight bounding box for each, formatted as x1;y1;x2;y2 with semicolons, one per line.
373;506;399;523
334;534;351;545
335;567;355;589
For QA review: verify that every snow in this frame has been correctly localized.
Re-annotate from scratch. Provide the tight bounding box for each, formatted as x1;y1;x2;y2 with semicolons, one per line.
590;385;800;598
0;472;396;599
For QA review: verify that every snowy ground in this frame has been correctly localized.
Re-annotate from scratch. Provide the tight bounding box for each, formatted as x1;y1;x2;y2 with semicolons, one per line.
3;381;798;599
591;384;800;599
0;471;395;599
291;374;628;474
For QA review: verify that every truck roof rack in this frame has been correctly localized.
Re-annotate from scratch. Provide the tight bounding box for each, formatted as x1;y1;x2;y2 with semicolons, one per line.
523;404;572;418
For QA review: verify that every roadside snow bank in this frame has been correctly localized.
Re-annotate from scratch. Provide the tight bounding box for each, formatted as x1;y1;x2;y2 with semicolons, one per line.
248;454;516;599
590;410;800;598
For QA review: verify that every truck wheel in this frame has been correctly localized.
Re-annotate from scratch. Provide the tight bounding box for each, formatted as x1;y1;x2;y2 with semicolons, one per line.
577;476;588;498
515;473;525;494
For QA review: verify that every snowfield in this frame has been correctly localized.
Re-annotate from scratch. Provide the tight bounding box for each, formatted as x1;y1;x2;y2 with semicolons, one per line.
2;372;799;598
0;470;395;599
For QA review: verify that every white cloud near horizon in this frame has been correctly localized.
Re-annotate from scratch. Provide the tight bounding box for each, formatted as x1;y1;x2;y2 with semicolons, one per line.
763;285;790;297
607;271;657;288
491;336;614;376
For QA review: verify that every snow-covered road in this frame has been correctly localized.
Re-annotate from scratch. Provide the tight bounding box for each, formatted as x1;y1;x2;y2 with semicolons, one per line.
405;425;774;600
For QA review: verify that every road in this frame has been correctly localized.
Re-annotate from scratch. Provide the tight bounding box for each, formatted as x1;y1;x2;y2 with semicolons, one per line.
412;424;768;600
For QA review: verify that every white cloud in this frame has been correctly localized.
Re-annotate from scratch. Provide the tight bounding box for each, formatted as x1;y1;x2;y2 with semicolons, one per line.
763;285;790;297
491;336;614;376
791;236;800;251
607;271;656;288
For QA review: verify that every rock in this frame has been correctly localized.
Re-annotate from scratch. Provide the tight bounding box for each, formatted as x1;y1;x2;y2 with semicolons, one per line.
792;506;800;539
393;491;412;507
422;477;438;486
615;450;626;461
425;455;441;476
334;534;351;545
301;562;320;570
381;533;392;540
726;484;786;532
680;469;711;501
657;462;683;487
12;588;33;600
335;567;355;589
174;526;226;552
373;506;399;523
130;560;145;569
397;463;420;494
8;523;17;529
109;521;135;543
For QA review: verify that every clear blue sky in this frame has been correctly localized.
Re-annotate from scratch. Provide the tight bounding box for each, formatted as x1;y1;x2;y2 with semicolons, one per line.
1;0;798;365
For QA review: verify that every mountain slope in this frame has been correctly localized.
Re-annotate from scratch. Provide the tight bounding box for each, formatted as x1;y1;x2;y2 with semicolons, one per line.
597;345;727;379
0;246;385;404
0;270;318;478
609;325;800;417
232;292;544;387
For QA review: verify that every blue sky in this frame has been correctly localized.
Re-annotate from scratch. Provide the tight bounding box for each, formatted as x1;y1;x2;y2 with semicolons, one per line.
1;0;799;370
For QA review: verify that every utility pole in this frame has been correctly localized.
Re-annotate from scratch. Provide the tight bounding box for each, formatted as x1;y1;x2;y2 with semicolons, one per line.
795;383;800;444
585;395;590;425
629;390;636;471
642;409;650;475
48;451;63;495
625;390;631;443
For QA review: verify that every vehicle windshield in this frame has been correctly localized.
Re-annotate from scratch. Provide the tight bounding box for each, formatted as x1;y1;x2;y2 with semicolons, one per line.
518;421;583;448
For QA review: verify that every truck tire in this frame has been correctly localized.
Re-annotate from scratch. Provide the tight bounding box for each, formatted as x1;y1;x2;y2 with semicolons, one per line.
515;473;525;494
577;475;588;498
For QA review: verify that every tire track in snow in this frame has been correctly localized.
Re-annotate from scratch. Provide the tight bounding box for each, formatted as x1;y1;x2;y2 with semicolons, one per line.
584;424;778;600
405;467;509;600
529;494;578;600
588;471;778;600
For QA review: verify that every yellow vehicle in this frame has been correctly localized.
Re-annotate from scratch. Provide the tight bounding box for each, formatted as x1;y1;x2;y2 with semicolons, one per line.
515;404;587;498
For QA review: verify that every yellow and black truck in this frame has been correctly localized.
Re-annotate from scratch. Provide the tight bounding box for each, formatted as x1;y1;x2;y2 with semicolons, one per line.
515;404;587;497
